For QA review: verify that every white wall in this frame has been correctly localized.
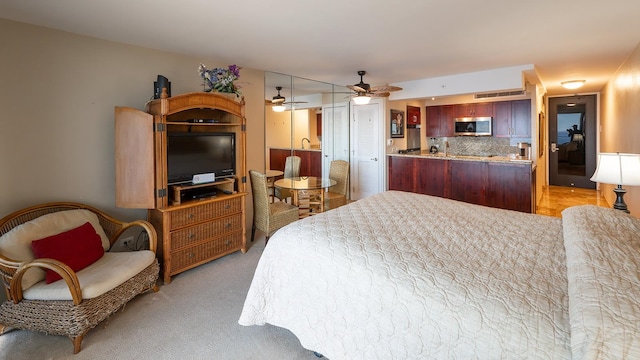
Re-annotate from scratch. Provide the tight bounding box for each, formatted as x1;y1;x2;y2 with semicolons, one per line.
600;41;640;216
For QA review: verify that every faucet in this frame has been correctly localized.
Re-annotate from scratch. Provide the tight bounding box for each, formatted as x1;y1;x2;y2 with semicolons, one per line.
301;137;310;149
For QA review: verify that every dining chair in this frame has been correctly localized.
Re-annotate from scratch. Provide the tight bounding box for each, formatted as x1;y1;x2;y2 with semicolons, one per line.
274;156;301;203
249;170;299;244
324;160;349;210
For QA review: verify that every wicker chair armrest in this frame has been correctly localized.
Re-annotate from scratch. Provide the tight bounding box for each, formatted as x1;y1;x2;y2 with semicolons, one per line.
11;259;82;305
113;220;157;253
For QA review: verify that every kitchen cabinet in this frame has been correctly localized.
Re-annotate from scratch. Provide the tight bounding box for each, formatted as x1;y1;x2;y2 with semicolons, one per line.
455;103;494;118
449;161;486;206
426;105;455;137
493;100;531;137
387;155;535;213
388;156;416;192
486;162;535;212
269;148;322;177
415;158;447;197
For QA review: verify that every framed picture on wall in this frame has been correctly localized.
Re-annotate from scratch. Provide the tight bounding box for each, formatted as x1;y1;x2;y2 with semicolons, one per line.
390;109;404;138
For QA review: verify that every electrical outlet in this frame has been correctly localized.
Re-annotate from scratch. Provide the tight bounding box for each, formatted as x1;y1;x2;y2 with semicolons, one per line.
122;236;135;247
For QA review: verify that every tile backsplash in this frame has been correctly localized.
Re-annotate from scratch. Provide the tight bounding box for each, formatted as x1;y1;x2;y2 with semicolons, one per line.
428;136;530;157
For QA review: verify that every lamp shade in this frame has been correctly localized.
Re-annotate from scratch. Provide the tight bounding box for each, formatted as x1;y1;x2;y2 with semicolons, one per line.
272;104;286;112
353;94;371;105
590;153;640;186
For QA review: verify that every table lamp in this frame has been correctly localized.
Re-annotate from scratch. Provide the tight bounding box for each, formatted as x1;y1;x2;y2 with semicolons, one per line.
590;152;640;213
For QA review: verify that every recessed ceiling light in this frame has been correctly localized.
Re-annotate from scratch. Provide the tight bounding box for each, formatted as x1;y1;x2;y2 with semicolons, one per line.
561;80;585;90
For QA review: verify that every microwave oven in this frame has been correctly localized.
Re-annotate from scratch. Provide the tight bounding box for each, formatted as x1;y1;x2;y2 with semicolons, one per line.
454;117;492;136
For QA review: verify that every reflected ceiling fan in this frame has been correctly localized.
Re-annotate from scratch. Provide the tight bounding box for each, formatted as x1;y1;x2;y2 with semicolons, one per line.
347;70;402;104
266;86;307;112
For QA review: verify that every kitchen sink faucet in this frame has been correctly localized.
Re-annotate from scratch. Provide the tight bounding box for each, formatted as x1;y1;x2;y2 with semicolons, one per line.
301;137;310;149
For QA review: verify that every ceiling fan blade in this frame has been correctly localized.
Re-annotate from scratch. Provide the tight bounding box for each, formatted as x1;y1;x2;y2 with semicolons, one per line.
371;85;402;93
271;97;285;104
370;92;390;97
283;101;308;105
347;84;367;93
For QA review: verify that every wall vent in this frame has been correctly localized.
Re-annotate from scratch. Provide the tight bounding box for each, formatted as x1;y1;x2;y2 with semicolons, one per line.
474;90;526;99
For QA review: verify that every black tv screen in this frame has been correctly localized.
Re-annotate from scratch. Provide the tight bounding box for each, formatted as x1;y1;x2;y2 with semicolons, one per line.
167;132;236;185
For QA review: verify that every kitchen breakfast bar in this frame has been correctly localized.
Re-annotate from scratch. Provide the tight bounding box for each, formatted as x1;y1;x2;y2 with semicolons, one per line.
388;152;536;213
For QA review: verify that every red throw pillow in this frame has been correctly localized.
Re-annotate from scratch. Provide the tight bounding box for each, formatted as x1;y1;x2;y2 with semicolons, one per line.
30;221;105;284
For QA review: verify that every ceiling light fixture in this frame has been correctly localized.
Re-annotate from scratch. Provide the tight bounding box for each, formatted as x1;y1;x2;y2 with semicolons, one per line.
272;104;286;112
271;86;287;112
353;92;371;105
561;80;586;90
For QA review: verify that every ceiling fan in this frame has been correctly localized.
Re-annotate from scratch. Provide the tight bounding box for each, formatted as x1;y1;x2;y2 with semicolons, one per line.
347;70;402;104
265;86;308;112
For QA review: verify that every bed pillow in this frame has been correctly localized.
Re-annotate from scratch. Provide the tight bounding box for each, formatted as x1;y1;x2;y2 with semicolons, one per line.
30;222;105;283
0;209;111;290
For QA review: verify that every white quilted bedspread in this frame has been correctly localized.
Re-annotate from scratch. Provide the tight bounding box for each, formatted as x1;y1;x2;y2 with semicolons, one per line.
239;191;572;359
562;205;640;359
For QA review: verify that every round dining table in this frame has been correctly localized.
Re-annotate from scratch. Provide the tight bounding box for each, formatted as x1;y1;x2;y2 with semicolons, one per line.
274;176;336;218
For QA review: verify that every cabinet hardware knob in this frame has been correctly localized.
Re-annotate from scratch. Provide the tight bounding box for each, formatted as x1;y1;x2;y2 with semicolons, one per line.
225;240;231;246
188;214;194;219
188;233;195;239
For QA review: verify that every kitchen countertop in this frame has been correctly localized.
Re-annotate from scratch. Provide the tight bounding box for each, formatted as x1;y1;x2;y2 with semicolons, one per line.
270;147;322;151
388;150;534;165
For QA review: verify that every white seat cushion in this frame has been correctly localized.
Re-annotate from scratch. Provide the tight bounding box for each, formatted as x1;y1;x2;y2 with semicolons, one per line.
23;250;155;301
0;209;111;290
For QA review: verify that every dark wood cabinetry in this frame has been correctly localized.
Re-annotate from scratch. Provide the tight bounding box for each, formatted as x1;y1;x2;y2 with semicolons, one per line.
449;161;486;206
455;103;494;117
426;105;455;137
388;156;535;213
269;148;322;177
486;162;535;212
493;99;531;137
427;99;531;138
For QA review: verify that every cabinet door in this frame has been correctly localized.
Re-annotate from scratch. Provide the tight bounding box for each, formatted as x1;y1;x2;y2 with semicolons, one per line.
511;99;531;137
269;148;291;172
455;103;494;118
426;105;454;137
115;107;156;209
449;161;486;205
493;101;512;137
388;156;416;192
415;158;447;197
486;162;532;212
309;151;322;177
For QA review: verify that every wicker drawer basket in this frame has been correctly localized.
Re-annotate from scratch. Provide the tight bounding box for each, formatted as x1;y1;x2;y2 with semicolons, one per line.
169;213;242;250
170;230;243;273
169;197;241;229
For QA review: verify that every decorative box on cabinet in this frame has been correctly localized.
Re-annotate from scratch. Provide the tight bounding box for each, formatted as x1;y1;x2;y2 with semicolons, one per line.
115;91;247;284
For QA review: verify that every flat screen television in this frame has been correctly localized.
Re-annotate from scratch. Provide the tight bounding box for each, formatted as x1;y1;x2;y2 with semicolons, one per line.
167;132;236;185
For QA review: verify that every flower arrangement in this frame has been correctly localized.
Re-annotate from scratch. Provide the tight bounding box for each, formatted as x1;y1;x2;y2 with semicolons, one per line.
198;63;241;95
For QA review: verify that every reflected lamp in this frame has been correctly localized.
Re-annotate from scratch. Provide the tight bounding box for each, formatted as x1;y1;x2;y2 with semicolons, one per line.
590;152;640;213
272;104;286;112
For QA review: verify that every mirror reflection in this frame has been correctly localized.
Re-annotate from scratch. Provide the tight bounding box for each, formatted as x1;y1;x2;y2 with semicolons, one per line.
264;72;351;179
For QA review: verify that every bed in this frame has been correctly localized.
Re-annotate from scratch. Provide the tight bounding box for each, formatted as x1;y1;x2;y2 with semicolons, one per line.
239;191;640;359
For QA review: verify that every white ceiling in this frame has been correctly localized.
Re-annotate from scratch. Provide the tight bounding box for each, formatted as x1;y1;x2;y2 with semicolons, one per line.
2;0;639;97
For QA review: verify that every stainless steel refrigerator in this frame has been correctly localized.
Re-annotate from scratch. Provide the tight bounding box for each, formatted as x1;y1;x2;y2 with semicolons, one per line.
406;124;421;151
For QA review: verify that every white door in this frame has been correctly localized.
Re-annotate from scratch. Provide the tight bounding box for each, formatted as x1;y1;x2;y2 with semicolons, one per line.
321;103;350;179
350;99;385;200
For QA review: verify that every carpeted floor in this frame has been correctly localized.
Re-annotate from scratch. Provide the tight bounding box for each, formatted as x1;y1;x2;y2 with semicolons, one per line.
0;235;322;360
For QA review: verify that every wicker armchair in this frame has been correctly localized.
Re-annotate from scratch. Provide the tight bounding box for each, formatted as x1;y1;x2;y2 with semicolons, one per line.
324;160;349;210
274;156;301;202
0;202;159;353
250;171;299;244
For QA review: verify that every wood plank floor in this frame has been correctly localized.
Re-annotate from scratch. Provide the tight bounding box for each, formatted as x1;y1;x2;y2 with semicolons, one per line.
536;185;610;217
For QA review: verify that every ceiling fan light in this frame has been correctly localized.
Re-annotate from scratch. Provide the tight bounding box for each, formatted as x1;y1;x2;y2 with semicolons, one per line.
353;94;371;105
561;80;585;89
272;104;286;112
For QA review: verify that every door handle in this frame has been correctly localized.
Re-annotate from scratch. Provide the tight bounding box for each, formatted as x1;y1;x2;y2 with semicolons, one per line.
551;142;557;152
371;157;378;161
